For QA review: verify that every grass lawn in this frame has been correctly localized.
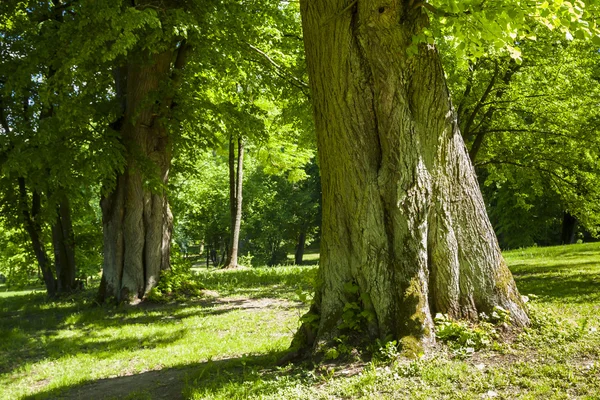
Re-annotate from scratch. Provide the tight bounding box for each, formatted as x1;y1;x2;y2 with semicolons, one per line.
2;244;600;399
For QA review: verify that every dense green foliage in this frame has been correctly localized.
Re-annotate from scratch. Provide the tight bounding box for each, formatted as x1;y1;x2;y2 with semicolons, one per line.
0;0;599;288
0;0;315;287
443;32;600;248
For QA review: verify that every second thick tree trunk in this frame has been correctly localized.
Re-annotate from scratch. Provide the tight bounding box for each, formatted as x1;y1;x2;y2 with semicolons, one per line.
99;50;175;302
294;0;529;356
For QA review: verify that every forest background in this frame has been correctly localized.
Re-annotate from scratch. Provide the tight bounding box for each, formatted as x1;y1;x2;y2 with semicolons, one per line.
1;0;600;293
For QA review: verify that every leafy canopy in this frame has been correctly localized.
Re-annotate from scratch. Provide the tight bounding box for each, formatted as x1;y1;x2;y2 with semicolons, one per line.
422;0;600;63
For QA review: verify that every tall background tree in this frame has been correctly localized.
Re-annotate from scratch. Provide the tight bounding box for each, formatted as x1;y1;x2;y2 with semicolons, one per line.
0;0;119;296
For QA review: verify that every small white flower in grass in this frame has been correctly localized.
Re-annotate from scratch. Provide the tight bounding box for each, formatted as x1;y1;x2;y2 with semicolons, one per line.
475;363;486;371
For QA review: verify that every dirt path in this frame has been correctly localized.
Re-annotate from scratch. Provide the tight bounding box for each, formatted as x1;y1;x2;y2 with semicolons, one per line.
62;368;190;400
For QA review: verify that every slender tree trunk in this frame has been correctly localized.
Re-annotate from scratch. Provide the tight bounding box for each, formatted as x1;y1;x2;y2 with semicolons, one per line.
295;230;306;265
3;87;57;297
561;212;577;245
99;48;181;303
224;136;236;266
293;0;529;357
219;240;228;266
224;137;244;269
18;178;56;297
52;194;77;293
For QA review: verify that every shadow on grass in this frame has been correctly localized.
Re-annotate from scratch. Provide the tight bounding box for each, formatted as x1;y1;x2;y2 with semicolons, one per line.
0;292;301;375
22;350;305;400
0;264;313;334
510;260;600;275
0;326;189;375
511;261;600;303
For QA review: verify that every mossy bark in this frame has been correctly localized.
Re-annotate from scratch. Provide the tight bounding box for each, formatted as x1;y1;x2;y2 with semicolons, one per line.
296;0;529;356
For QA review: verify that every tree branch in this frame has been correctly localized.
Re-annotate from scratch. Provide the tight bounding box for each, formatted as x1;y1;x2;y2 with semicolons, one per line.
457;60;478;131
468;60;522;160
245;42;310;99
463;60;499;141
475;159;579;189
412;1;472;16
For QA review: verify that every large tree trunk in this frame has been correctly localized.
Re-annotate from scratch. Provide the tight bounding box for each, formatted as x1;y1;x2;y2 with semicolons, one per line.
18;178;56;297
224;137;244;269
99;49;178;303
52;194;77;293
294;0;529;356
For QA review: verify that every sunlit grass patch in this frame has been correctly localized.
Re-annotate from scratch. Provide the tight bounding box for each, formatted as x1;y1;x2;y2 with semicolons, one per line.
0;280;305;399
195;265;317;300
2;243;600;399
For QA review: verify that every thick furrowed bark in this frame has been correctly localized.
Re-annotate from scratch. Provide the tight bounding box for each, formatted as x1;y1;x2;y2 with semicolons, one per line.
144;191;163;294
121;170;145;299
99;49;176;303
101;173;172;302
295;0;528;357
100;174;126;300
429;132;528;323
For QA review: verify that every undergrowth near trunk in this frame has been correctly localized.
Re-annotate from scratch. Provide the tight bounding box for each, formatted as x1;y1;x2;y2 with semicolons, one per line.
146;254;205;303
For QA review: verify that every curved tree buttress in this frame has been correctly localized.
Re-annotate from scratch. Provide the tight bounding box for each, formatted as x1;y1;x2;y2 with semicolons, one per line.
294;0;529;356
99;42;189;303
